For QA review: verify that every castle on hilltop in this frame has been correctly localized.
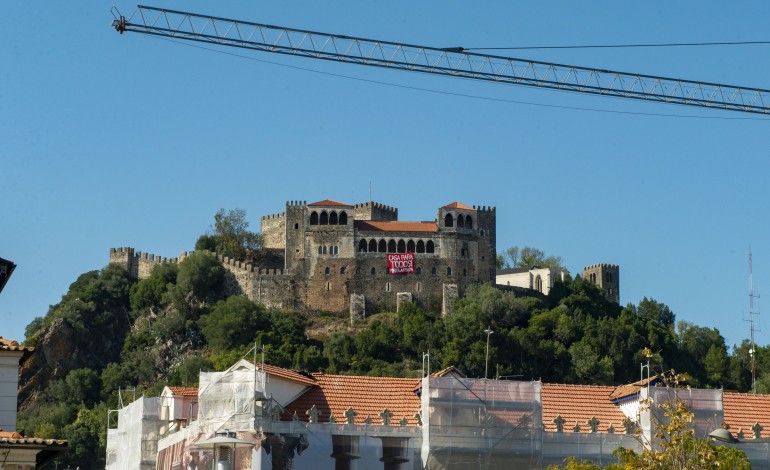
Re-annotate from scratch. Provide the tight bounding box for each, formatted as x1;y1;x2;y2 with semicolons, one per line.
111;199;497;318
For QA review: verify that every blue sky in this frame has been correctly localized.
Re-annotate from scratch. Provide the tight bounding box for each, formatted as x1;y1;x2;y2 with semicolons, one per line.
2;1;770;351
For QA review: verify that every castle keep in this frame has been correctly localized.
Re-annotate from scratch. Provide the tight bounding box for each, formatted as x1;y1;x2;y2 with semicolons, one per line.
111;199;496;317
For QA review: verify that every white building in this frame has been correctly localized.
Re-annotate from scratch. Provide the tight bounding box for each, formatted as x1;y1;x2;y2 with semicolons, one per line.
496;266;569;295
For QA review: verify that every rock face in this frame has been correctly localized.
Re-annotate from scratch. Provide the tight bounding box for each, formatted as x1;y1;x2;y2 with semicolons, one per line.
18;317;122;410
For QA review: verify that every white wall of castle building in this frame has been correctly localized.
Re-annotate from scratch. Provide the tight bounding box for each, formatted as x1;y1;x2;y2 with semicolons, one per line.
496;268;568;296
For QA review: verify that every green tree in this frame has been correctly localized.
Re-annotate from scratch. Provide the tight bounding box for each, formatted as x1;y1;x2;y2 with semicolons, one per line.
195;208;261;261
199;296;268;350
499;245;564;270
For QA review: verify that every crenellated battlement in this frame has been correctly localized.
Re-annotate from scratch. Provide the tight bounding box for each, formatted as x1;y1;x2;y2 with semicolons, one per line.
583;263;619;270
473;205;496;212
261;212;286;220
286;200;307;207
353;201;397;213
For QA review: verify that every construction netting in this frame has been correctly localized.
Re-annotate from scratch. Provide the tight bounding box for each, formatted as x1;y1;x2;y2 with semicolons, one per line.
106;397;162;470
421;376;543;469
646;387;723;439
197;367;260;431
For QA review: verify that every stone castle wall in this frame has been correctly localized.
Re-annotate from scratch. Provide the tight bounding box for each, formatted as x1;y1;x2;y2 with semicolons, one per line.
110;199;497;317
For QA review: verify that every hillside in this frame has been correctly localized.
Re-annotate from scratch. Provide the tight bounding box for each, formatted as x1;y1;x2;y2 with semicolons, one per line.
15;248;765;468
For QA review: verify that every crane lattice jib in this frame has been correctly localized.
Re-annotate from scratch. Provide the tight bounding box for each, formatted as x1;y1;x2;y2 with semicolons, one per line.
113;5;770;114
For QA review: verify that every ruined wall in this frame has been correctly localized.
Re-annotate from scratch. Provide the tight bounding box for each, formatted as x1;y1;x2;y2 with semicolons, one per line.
353;202;398;222
260;212;286;250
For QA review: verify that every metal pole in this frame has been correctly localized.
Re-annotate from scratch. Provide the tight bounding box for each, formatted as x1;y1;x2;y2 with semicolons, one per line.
484;328;494;380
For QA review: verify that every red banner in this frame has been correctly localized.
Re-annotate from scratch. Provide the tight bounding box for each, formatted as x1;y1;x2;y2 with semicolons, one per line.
387;253;415;275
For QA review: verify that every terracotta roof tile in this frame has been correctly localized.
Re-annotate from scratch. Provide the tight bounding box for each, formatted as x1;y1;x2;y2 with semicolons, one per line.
431;366;466;378
0;337;34;353
308;199;351;207
541;383;626;433
0;431;67;446
724;391;770;433
284;373;421;425
354;221;437;233
252;362;318;387
442;202;475;210
609;376;659;401
168;386;198;397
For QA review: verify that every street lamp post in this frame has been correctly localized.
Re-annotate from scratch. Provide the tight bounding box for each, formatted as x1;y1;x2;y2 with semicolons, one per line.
484;328;494;380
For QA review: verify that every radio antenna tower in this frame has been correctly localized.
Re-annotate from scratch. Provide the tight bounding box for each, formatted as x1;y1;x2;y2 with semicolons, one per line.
746;248;761;393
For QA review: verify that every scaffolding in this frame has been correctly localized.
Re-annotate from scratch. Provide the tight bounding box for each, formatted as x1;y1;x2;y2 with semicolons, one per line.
106;396;162;470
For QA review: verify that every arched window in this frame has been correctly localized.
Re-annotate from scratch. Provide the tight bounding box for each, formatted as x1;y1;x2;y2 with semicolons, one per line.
334;246;338;255
416;267;422;275
444;213;454;227
426;241;435;253
324;267;330;275
407;240;415;252
320;211;329;225
294;223;299;230
329;211;338;225
369;240;377;253
378;240;386;253
446;267;452;276
397;240;406;253
535;275;543;292
416;240;425;253
387;240;396;253
457;215;465;228
480;229;485;237
323;246;327;254
340;267;346;275
371;267;376;275
318;246;323;255
431;267;437;275
359;239;368;252
466;216;473;229
310;211;319;225
339;212;348;225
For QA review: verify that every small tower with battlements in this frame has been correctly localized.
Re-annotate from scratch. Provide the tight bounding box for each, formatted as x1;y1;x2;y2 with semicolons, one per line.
583;263;619;304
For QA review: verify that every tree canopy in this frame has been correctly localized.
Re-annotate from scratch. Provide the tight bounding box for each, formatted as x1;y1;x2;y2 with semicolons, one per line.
195;208;261;261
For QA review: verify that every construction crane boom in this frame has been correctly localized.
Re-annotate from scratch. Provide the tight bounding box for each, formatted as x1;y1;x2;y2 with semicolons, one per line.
113;5;770;114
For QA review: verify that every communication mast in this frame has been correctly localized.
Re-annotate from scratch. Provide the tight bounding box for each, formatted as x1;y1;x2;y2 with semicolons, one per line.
746;249;761;392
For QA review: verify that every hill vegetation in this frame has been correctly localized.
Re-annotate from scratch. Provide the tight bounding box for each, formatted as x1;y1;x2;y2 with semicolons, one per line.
14;210;767;468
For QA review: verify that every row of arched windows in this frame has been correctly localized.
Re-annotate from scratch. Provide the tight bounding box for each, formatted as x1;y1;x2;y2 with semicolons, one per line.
444;213;473;229
358;239;436;254
318;245;339;255
310;210;348;226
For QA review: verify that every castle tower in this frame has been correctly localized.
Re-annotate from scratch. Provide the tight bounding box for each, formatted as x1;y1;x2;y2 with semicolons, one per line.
284;200;307;273
583;263;619;304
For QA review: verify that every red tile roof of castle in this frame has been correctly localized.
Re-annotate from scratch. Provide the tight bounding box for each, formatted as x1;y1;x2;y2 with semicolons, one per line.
541;383;626;433
284;373;421;425
253;362;318;387
167;386;198;397
723;391;770;433
0;337;34;353
308;199;351;207
354;221;438;233
442;202;475;210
